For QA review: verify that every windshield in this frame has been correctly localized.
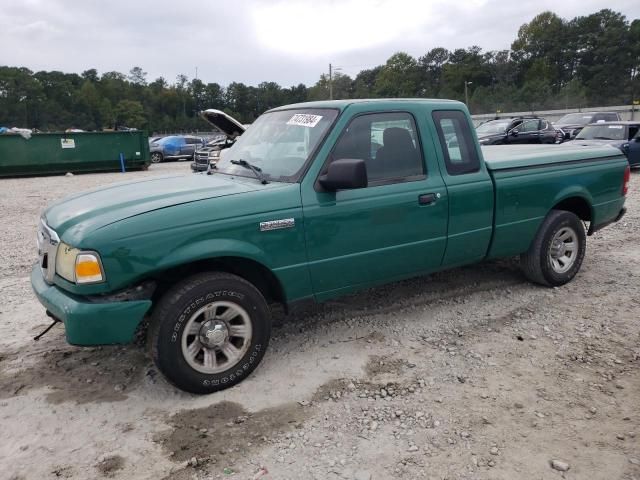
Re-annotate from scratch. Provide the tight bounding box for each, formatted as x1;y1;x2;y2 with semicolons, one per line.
215;108;338;182
206;137;226;147
476;120;510;135
575;124;626;140
556;113;594;125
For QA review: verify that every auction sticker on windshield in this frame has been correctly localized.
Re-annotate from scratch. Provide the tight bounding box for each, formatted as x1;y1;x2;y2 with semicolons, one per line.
287;114;323;128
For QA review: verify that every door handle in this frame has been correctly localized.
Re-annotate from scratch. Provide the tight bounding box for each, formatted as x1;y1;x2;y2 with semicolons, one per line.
418;193;437;205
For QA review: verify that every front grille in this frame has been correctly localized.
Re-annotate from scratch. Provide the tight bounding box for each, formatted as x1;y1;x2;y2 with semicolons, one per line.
37;218;60;284
195;152;209;165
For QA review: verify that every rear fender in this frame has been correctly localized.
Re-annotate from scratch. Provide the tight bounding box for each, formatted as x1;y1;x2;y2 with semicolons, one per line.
550;187;593;219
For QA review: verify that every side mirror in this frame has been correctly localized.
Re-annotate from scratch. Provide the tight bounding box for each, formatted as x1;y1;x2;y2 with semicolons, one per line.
318;158;368;191
510;128;519;136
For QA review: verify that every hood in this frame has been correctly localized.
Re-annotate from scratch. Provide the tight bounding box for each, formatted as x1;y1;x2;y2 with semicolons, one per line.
553;123;583;130
570;139;625;148
200;109;246;138
45;174;263;241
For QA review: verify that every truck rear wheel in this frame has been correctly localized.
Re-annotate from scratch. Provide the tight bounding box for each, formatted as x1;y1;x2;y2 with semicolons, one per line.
148;272;271;394
520;209;586;287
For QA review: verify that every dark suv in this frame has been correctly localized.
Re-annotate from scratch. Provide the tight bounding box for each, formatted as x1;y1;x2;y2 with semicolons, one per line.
476;116;559;145
554;111;621;140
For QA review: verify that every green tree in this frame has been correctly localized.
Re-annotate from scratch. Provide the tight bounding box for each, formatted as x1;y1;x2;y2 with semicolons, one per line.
511;12;568;90
353;67;382;98
570;9;633;104
375;52;420;97
418;47;449;96
114;99;146;128
128;66;148;86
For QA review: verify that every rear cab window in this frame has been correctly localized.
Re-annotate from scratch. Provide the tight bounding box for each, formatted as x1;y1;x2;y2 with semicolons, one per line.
432;110;480;175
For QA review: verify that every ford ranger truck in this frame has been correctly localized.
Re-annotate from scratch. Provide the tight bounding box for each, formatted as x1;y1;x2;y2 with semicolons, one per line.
32;99;629;394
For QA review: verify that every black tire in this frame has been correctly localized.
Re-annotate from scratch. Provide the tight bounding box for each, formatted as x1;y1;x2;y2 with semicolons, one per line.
148;272;271;394
520;210;586;287
150;152;163;163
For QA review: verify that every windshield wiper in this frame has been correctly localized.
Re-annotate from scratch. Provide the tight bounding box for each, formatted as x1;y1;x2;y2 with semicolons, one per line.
230;159;269;184
592;136;613;140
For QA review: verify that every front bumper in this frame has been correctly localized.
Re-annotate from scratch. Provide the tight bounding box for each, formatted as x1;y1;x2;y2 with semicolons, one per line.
31;265;152;345
191;161;208;172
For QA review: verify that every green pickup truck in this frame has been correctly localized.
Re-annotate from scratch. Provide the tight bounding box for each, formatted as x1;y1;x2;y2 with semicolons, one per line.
32;99;629;393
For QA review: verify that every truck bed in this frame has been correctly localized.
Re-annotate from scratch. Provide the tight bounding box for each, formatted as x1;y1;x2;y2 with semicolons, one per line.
483;143;628;260
482;144;624;171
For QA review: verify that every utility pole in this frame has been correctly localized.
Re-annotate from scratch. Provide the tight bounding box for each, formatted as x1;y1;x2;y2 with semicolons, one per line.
464;81;473;110
632;67;637;120
328;64;342;100
329;63;333;100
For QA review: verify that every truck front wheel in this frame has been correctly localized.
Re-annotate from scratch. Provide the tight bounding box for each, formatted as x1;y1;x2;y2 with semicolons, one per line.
148;272;271;394
520;210;586;287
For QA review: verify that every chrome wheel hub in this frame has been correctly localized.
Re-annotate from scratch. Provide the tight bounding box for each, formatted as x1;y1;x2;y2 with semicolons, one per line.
180;301;253;374
200;321;228;348
548;227;578;274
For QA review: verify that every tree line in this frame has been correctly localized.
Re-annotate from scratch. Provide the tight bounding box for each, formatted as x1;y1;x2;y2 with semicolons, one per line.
0;9;638;133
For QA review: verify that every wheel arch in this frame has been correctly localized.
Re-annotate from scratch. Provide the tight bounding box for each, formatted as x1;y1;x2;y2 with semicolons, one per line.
550;193;593;224
150;255;287;308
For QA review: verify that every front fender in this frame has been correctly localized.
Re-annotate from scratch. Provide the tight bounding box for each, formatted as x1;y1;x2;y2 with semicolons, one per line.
155;238;270;271
149;238;313;304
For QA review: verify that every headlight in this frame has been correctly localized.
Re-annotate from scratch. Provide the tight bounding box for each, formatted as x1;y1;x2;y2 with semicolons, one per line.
210;150;220;158
55;243;105;284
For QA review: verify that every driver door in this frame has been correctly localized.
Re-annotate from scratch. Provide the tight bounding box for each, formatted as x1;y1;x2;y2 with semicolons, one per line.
512;119;540;144
301;111;448;299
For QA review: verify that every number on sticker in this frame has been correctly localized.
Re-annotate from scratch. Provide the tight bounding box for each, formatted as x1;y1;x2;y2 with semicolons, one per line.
287;114;323;128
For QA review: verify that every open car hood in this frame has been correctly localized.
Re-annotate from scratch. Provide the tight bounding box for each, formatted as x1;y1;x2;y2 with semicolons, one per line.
200;109;246;138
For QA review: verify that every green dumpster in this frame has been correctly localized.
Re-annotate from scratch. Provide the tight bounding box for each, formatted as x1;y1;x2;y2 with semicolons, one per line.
0;131;151;177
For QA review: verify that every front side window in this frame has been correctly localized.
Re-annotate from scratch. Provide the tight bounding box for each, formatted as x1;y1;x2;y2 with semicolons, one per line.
216;108;338;182
433;110;480;175
520;120;540;132
330;112;425;183
476;120;510;135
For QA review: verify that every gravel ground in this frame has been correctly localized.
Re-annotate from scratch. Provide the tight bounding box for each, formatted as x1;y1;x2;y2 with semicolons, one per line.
0;163;639;480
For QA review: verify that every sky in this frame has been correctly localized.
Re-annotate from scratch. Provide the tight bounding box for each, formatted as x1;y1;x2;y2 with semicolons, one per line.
1;0;637;88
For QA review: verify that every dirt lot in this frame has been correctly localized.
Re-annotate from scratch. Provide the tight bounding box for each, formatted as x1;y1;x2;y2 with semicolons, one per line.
0;163;639;480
